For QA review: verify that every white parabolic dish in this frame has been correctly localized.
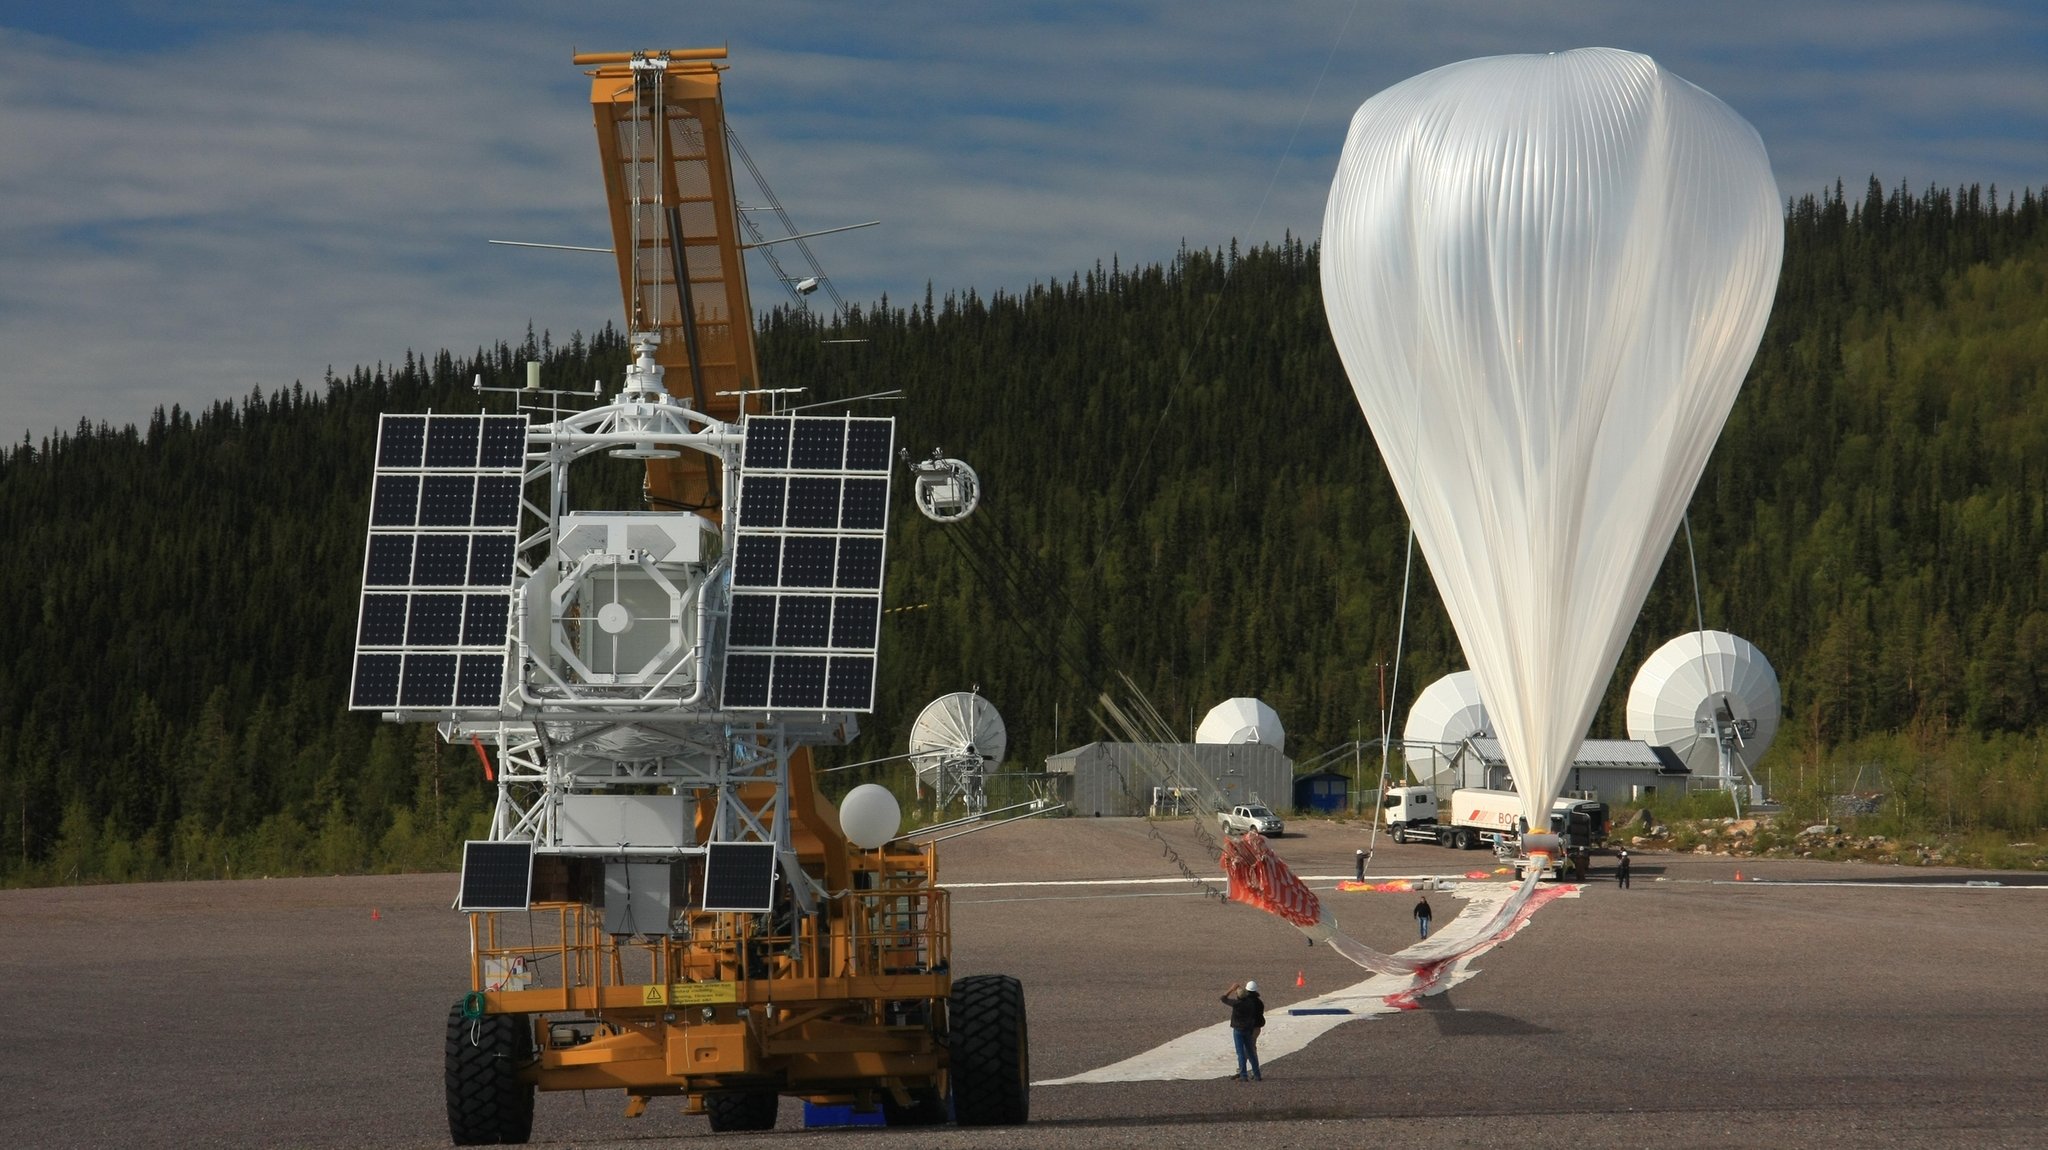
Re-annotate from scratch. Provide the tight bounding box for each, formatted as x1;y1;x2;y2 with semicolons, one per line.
1195;697;1285;754
1626;630;1781;776
907;691;1007;780
1402;671;1493;784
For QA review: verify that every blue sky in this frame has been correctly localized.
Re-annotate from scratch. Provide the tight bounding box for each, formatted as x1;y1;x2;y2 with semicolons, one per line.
3;1;2044;442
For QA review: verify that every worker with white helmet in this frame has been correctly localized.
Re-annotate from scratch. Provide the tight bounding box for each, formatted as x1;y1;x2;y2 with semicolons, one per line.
1220;980;1266;1081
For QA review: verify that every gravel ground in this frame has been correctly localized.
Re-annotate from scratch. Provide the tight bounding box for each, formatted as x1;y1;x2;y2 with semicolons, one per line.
5;817;2046;1149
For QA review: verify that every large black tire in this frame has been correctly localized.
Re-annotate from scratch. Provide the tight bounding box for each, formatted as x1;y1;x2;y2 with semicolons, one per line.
949;974;1028;1126
881;1085;951;1127
445;1003;534;1145
704;1089;779;1132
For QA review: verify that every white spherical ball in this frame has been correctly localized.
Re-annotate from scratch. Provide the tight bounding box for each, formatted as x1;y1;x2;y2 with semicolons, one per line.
839;784;902;850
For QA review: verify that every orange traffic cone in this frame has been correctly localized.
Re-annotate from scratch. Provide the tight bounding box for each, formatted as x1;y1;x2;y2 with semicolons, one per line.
371;907;382;921
1295;970;1305;988
1733;870;1743;882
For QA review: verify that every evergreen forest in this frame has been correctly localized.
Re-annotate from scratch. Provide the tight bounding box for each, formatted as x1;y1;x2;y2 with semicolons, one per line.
3;177;2046;886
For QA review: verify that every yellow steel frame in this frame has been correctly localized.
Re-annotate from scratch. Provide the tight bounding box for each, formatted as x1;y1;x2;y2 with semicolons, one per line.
577;47;761;518
469;844;950;1100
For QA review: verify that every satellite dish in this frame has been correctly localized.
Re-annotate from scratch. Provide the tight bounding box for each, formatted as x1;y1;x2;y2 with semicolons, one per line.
1627;630;1780;784
1320;48;1782;828
907;691;1006;813
1195;698;1285;755
1401;671;1492;785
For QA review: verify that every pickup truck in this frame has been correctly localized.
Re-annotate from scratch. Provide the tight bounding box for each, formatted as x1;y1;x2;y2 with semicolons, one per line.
1218;804;1285;837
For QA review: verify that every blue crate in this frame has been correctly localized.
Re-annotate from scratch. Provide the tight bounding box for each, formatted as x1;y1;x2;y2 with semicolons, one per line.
802;1101;887;1128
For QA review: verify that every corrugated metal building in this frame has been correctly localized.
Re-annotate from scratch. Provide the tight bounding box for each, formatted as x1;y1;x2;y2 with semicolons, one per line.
1425;737;1693;808
1045;742;1294;817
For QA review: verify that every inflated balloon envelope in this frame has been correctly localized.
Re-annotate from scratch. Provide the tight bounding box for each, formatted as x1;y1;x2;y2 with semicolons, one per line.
1321;48;1782;828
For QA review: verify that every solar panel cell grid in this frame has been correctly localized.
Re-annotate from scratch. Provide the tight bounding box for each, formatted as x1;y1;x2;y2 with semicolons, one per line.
789;419;845;469
371;475;420;527
425;416;481;467
845;419;893;471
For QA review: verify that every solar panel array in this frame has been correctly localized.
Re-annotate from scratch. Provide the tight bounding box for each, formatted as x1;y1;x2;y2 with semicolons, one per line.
721;415;893;712
349;414;527;710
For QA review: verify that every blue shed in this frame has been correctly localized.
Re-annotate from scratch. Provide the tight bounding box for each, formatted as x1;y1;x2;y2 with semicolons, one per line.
1292;769;1349;815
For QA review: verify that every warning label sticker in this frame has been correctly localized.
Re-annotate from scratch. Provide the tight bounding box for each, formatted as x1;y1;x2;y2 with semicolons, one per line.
669;981;738;1005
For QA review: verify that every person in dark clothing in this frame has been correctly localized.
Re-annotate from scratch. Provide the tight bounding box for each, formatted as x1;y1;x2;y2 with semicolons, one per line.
1221;980;1265;1081
1413;894;1433;939
1616;849;1631;889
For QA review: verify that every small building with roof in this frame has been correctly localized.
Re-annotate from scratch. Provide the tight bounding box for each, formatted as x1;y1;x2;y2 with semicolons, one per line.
1044;741;1294;818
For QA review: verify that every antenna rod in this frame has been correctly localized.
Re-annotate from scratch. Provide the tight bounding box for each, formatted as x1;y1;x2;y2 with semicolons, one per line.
487;240;613;254
740;221;881;249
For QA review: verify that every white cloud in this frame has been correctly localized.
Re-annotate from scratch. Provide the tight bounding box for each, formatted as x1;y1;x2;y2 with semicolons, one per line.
1;0;2042;440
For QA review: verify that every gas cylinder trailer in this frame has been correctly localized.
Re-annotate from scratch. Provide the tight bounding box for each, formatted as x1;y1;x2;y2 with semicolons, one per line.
1382;786;1609;876
345;48;1027;1143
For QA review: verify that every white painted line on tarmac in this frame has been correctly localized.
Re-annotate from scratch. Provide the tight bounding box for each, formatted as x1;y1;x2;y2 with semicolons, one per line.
947;874;1482;890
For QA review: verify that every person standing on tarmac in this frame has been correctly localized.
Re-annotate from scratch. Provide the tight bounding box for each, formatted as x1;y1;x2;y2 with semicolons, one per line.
1221;980;1265;1081
1616;849;1632;889
1413;893;1434;939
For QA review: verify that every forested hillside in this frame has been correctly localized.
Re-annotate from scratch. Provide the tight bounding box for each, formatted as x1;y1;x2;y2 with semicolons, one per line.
2;179;2044;886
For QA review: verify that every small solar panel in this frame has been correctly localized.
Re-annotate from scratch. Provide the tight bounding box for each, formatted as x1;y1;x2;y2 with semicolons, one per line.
730;595;777;647
468;536;515;585
359;594;408;645
456;655;505;708
474;476;521;527
738;477;786;528
825;656;875;711
462;594;511;646
351;653;402;707
836;537;884;590
378;416;426;468
371;475;420;527
458;840;534;911
781;537;837;588
831;596;879;648
790;419;845;470
413;536;470;585
785;477;840;528
841;478;888;530
420;475;475;526
406;593;464;646
845;419;893;471
425;415;481;467
365;535;415;585
734;536;781;587
774;597;832;647
769;655;828;709
399;653;459;705
742;416;790;469
478;417;527;468
722;654;772;707
702;841;778;913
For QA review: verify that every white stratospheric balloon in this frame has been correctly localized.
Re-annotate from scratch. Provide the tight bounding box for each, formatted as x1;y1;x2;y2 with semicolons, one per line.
1321;48;1782;827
